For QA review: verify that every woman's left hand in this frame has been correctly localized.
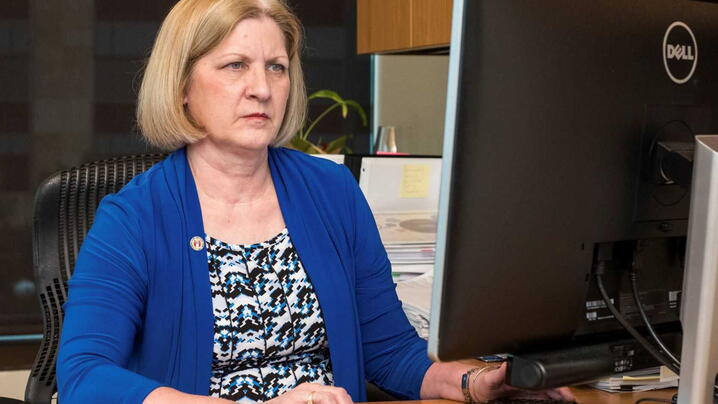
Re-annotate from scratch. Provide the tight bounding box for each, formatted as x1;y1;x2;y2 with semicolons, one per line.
471;362;575;402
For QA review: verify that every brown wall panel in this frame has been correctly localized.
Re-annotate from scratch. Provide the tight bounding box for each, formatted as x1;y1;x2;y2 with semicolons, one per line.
0;0;28;19
0;103;29;133
94;103;135;134
411;0;452;48
0;154;29;191
95;0;176;21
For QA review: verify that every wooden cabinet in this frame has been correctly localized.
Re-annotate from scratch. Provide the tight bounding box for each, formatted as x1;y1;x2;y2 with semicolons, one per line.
356;0;452;54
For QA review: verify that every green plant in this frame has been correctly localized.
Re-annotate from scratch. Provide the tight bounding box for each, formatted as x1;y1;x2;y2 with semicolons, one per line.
289;89;368;154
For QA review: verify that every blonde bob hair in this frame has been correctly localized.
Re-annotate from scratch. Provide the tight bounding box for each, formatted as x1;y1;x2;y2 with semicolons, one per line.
137;0;306;151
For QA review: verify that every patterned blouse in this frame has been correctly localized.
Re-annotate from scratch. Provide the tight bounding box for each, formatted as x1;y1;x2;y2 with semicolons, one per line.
205;228;334;402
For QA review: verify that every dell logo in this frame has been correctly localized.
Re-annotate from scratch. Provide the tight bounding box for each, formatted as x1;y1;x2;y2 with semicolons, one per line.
663;22;698;84
665;44;694;61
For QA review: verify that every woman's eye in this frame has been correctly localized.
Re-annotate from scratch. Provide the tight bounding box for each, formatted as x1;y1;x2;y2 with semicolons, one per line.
226;62;245;70
268;64;286;73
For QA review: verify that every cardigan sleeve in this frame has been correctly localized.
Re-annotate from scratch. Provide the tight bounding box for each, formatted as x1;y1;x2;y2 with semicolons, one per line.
56;195;164;404
342;167;433;399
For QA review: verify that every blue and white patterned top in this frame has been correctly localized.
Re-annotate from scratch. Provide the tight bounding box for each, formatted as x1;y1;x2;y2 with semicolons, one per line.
206;228;334;402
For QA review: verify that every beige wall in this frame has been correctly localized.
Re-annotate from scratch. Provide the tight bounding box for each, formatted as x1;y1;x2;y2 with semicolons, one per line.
373;54;449;155
0;369;29;400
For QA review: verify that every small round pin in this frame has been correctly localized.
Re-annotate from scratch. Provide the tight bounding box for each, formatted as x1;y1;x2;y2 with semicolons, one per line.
190;236;204;251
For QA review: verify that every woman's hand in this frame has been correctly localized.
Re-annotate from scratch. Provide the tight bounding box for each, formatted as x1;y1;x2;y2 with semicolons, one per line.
267;383;353;404
144;383;352;404
143;386;235;403
471;362;575;402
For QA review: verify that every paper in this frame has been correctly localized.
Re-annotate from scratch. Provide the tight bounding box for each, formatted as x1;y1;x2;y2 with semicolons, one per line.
586;366;679;393
395;272;434;339
400;164;431;198
374;211;437;244
358;157;442;213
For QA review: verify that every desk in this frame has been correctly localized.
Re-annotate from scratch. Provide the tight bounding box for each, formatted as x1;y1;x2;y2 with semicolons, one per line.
367;387;676;404
571;386;675;403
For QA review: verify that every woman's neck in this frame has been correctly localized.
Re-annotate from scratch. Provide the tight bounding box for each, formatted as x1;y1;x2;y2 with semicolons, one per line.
186;141;273;206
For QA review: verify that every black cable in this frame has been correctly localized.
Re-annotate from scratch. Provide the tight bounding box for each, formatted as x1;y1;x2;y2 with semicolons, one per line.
629;249;718;397
594;272;681;375
629;269;681;367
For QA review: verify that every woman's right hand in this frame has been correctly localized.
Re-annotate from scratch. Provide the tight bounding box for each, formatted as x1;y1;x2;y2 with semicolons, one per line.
267;383;354;404
472;363;575;402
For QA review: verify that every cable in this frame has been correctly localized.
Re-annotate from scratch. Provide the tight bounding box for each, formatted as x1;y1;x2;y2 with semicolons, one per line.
597;243;718;398
629;269;681;367
629;248;718;396
594;271;681;375
629;242;682;368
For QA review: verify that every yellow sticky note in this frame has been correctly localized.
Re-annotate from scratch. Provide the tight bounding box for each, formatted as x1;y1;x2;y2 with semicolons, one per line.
400;164;430;198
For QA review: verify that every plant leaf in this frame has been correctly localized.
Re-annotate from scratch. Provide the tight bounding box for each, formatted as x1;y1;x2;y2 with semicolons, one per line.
308;89;343;103
287;136;310;152
325;135;348;154
308;90;349;119
291;89;366;154
288;136;326;154
344;100;368;126
303;103;341;140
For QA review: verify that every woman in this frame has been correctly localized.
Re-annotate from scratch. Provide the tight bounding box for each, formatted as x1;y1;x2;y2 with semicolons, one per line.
56;0;575;403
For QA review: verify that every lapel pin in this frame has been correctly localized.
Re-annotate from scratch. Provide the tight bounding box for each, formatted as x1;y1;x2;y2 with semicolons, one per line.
190;236;204;251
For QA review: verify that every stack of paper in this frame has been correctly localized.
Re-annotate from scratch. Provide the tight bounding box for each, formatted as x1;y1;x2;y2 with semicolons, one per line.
586;366;679;393
395;272;433;339
355;156;442;282
374;211;437;281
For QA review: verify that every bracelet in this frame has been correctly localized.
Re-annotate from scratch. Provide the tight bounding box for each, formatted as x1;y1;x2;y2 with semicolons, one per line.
461;366;500;403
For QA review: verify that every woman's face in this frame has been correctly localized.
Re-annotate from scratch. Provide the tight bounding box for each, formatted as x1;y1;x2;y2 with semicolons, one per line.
185;16;290;152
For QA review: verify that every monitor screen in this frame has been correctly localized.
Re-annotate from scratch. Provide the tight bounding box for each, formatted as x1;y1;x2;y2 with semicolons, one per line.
429;0;718;387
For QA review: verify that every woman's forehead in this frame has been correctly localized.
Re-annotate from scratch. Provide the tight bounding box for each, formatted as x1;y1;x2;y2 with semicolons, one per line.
210;17;289;59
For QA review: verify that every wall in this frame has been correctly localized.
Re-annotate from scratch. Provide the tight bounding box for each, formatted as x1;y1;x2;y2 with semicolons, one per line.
373;54;449;155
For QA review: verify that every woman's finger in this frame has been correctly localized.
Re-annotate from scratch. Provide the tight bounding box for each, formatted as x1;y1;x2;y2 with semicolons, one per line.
555;386;575;401
482;362;507;390
474;362;575;403
309;388;353;404
293;382;322;392
542;388;564;401
293;385;352;404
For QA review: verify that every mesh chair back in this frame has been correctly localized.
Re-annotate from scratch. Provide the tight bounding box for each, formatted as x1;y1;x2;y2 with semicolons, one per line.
26;154;166;404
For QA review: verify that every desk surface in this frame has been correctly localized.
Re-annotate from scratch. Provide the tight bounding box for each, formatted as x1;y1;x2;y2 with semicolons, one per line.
570;385;674;403
367;386;676;404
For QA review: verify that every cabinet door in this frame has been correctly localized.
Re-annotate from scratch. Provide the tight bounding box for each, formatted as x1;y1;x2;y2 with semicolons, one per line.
411;0;452;49
357;0;411;54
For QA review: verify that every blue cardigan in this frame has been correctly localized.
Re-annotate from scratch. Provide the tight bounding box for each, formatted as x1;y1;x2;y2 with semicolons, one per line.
57;147;432;404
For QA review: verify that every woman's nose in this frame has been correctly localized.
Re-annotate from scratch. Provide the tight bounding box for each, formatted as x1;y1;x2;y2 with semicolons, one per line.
246;66;271;101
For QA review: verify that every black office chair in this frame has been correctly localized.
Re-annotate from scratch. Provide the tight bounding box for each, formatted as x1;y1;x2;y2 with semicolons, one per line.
19;154;166;404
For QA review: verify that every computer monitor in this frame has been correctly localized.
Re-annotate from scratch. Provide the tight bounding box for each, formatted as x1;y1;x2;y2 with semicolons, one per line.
429;0;718;392
679;135;718;403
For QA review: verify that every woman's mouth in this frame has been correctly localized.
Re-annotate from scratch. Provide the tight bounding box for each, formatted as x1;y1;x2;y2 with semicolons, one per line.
243;113;269;119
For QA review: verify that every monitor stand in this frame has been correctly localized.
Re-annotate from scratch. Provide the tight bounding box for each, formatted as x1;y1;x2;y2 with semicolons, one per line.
676;135;718;404
507;340;622;389
506;333;680;390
